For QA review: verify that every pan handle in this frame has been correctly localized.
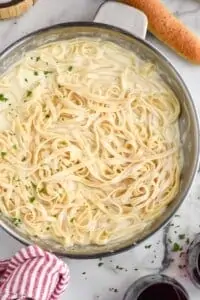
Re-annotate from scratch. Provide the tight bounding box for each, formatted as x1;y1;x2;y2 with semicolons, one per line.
93;1;148;40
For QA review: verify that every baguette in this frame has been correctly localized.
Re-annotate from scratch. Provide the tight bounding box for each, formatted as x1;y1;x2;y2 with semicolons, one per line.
122;0;200;63
0;0;37;20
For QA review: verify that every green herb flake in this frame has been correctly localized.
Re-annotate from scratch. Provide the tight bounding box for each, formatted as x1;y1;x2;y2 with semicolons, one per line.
98;262;104;267
39;187;46;194
186;238;190;245
36;56;40;62
46;227;50;231
0;93;8;102
68;66;73;72
21;157;26;162
44;71;52;75
70;218;75;223
31;182;37;189
27;90;32;97
178;234;185;240
12;144;17;150
12;218;21;226
145;244;152;249
34;71;38;76
29;197;35;203
24;78;28;82
172;242;182;252
116;265;123;270
109;288;118;293
1;152;7;158
45;114;50;118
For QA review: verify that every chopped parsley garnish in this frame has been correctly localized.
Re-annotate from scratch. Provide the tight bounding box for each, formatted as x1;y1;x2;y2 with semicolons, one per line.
68;66;73;71
12;218;21;226
21;157;26;162
45;114;50;118
29;197;35;203
46;227;50;230
39;187;46;194
178;234;185;240
44;71;52;75
12;144;17;150
186;238;190;245
27;90;32;97
31;182;37;189
70;218;75;223
172;242;182;252
145;244;152;249
1;152;7;158
0;93;8;102
36;56;40;62
34;71;38;76
24;78;28;82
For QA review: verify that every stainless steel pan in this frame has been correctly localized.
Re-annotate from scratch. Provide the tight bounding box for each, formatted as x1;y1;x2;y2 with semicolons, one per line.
0;2;199;258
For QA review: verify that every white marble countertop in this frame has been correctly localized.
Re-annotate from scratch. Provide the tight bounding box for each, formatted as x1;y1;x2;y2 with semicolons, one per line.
1;0;200;299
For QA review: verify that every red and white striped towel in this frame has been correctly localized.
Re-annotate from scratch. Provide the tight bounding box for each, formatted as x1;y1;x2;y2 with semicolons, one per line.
0;245;70;300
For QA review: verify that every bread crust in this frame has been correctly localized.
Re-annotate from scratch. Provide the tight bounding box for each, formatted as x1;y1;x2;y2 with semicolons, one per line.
123;0;200;63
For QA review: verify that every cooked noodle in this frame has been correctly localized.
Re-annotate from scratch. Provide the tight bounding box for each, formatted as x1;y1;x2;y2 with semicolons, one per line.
0;38;182;247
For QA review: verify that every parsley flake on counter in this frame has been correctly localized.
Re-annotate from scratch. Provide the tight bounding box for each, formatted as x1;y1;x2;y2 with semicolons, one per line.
98;262;104;267
116;265;124;270
0;93;8;102
145;244;152;249
172;242;182;252
109;288;118;293
178;234;186;240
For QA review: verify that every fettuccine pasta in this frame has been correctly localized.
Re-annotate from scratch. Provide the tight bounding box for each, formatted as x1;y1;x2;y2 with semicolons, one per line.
0;38;182;247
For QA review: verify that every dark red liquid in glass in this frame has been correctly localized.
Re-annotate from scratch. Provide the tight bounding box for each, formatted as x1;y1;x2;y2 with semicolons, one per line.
138;283;188;300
